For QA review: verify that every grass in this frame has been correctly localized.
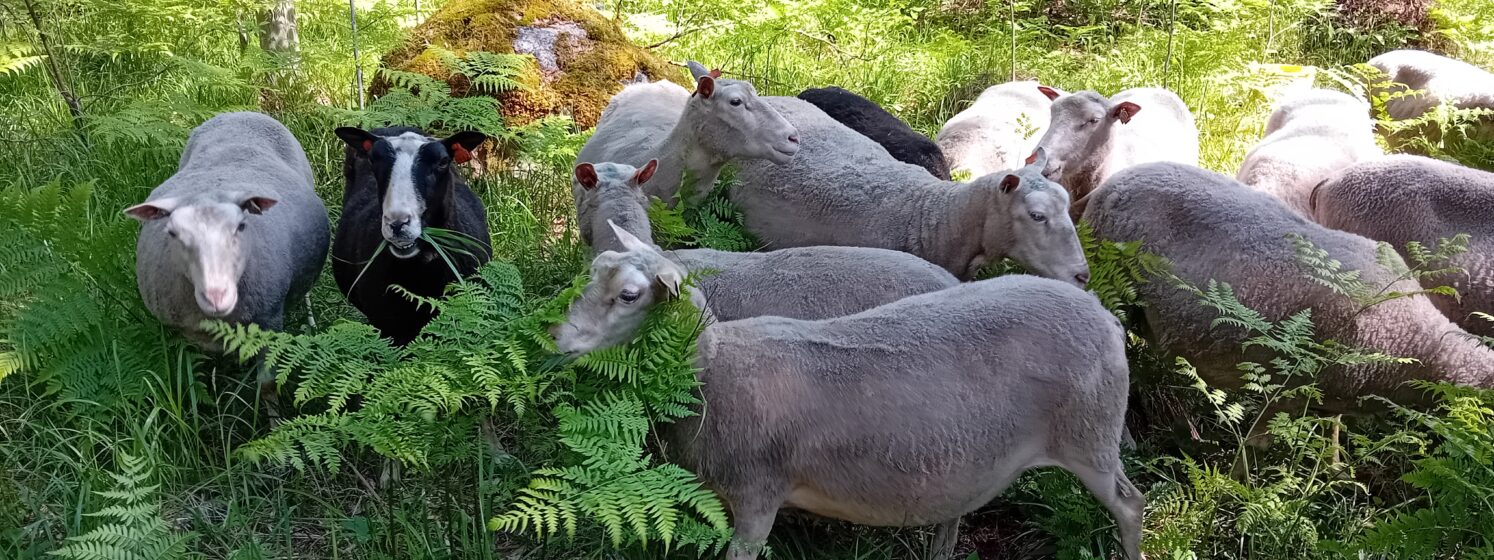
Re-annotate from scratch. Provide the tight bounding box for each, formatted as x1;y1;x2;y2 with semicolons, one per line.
3;0;1494;558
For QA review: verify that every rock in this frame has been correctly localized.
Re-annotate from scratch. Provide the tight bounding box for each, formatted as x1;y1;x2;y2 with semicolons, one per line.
376;0;685;129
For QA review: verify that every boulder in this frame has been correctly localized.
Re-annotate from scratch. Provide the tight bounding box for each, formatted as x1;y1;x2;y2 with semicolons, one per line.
377;0;685;128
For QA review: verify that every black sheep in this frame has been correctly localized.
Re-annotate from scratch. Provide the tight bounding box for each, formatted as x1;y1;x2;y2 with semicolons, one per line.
332;126;491;345
797;86;951;180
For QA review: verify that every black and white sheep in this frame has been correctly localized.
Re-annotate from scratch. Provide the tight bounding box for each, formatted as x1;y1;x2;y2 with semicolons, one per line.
332;126;491;345
731;97;1090;285
797;86;951;180
1086;162;1494;412
577;61;800;206
937;81;1065;179
126;112;330;397
1312;155;1494;337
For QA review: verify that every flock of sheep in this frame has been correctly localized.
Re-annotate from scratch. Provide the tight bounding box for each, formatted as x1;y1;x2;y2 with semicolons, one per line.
122;48;1493;559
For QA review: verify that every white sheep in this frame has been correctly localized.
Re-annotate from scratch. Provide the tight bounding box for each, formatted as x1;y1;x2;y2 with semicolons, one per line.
1311;154;1494;337
1369;49;1494;121
1032;87;1199;217
1085;162;1494;412
557;271;1142;560
1236;89;1382;216
553;198;959;352
125;112;330;397
577;61;800;207
936;81;1066;178
731;97;1090;285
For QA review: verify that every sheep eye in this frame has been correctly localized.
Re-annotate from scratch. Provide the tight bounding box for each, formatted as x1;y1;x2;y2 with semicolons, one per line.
167;230;178;238
618;289;641;304
730;98;742;107
237;222;247;232
1029;212;1047;223
1087;117;1101;125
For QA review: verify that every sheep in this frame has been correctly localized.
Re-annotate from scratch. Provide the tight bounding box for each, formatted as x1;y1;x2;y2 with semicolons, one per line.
125;111;330;400
1368;49;1494;121
573;159;657;253
1031;88;1199;218
577;61;800;207
553;204;959;352
731;97;1089;285
1236;89;1382;216
554;267;1141;560
936;81;1066;179
1311;154;1494;337
797;86;951;179
1085;162;1494;412
331;126;492;345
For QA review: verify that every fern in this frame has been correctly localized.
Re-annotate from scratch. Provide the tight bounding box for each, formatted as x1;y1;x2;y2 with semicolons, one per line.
47;452;194;560
430;47;529;94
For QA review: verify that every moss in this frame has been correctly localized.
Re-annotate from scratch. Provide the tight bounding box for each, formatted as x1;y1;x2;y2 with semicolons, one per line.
377;0;685;129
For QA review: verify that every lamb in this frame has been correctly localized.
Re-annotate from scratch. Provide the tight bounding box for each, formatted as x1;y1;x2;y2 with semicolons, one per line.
936;81;1065;179
554;194;958;351
1085;162;1494;412
126;111;330;397
554;267;1142;560
1031;87;1199;217
1236;89;1382;216
731;97;1089;285
332;126;492;345
1311;155;1494;337
577;61;800;206
797;86;951;179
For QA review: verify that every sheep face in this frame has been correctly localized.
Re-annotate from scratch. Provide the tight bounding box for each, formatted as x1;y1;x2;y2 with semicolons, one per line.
551;221;685;355
689;75;801;166
125;193;277;317
574;161;656;252
985;151;1090;288
1031;91;1137;184
334;127;487;259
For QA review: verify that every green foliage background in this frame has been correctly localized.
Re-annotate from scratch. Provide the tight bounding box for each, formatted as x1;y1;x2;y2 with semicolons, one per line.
2;0;1493;558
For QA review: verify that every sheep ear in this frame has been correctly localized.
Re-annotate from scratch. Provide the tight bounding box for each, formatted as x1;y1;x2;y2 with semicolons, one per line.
1112;101;1141;124
687;61;710;81
1000;174;1021;194
1038;86;1061;101
239;196;278;215
123;199;178;221
654;264;684;299
442;131;486;164
1026;147;1048;170
695;75;715;99
607;219;651;253
335;127;377;155
633;159;659;186
575;163;599;190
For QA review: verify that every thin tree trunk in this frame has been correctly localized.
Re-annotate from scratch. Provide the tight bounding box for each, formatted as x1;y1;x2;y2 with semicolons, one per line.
257;0;300;109
22;0;85;140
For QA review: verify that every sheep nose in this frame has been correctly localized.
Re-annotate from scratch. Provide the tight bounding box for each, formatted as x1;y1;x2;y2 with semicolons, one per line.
205;288;232;311
787;134;800;144
387;215;411;232
1075;272;1091;286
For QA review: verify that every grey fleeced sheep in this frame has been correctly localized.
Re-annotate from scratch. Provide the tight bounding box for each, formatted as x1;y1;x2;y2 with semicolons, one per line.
1086;162;1494;411
1236;89;1382;216
126;112;330;391
1033;88;1199;217
577;61;800;207
573;160;657;253
797;86;952;180
731;97;1090;285
1312;155;1494;337
651;274;1141;560
555;163;960;353
937;81;1065;179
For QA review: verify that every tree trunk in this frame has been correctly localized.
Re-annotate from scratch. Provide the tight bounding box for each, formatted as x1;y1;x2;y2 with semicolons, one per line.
257;0;300;109
22;0;85;141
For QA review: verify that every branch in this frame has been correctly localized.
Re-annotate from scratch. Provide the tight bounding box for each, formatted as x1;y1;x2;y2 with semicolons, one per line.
644;22;727;49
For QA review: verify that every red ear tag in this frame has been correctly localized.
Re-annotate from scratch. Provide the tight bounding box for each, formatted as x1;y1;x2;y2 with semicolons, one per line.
362;139;374;152
452;144;472;164
708;69;722;78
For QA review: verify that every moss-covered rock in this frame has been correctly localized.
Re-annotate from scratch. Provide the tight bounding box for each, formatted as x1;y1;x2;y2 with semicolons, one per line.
377;0;686;129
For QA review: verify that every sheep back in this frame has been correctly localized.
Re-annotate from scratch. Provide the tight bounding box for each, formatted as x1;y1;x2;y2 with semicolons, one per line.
937;81;1056;178
797;86;951;180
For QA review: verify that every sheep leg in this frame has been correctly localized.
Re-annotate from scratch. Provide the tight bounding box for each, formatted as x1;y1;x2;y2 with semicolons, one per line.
1071;464;1145;560
723;495;781;560
928;518;960;559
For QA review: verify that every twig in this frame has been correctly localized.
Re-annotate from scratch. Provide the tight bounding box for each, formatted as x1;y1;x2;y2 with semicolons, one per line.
644;22;727;49
80;66;173;109
666;61;791;90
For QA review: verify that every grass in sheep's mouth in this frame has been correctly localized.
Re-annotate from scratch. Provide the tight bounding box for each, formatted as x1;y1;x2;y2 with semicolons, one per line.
338;228;488;298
